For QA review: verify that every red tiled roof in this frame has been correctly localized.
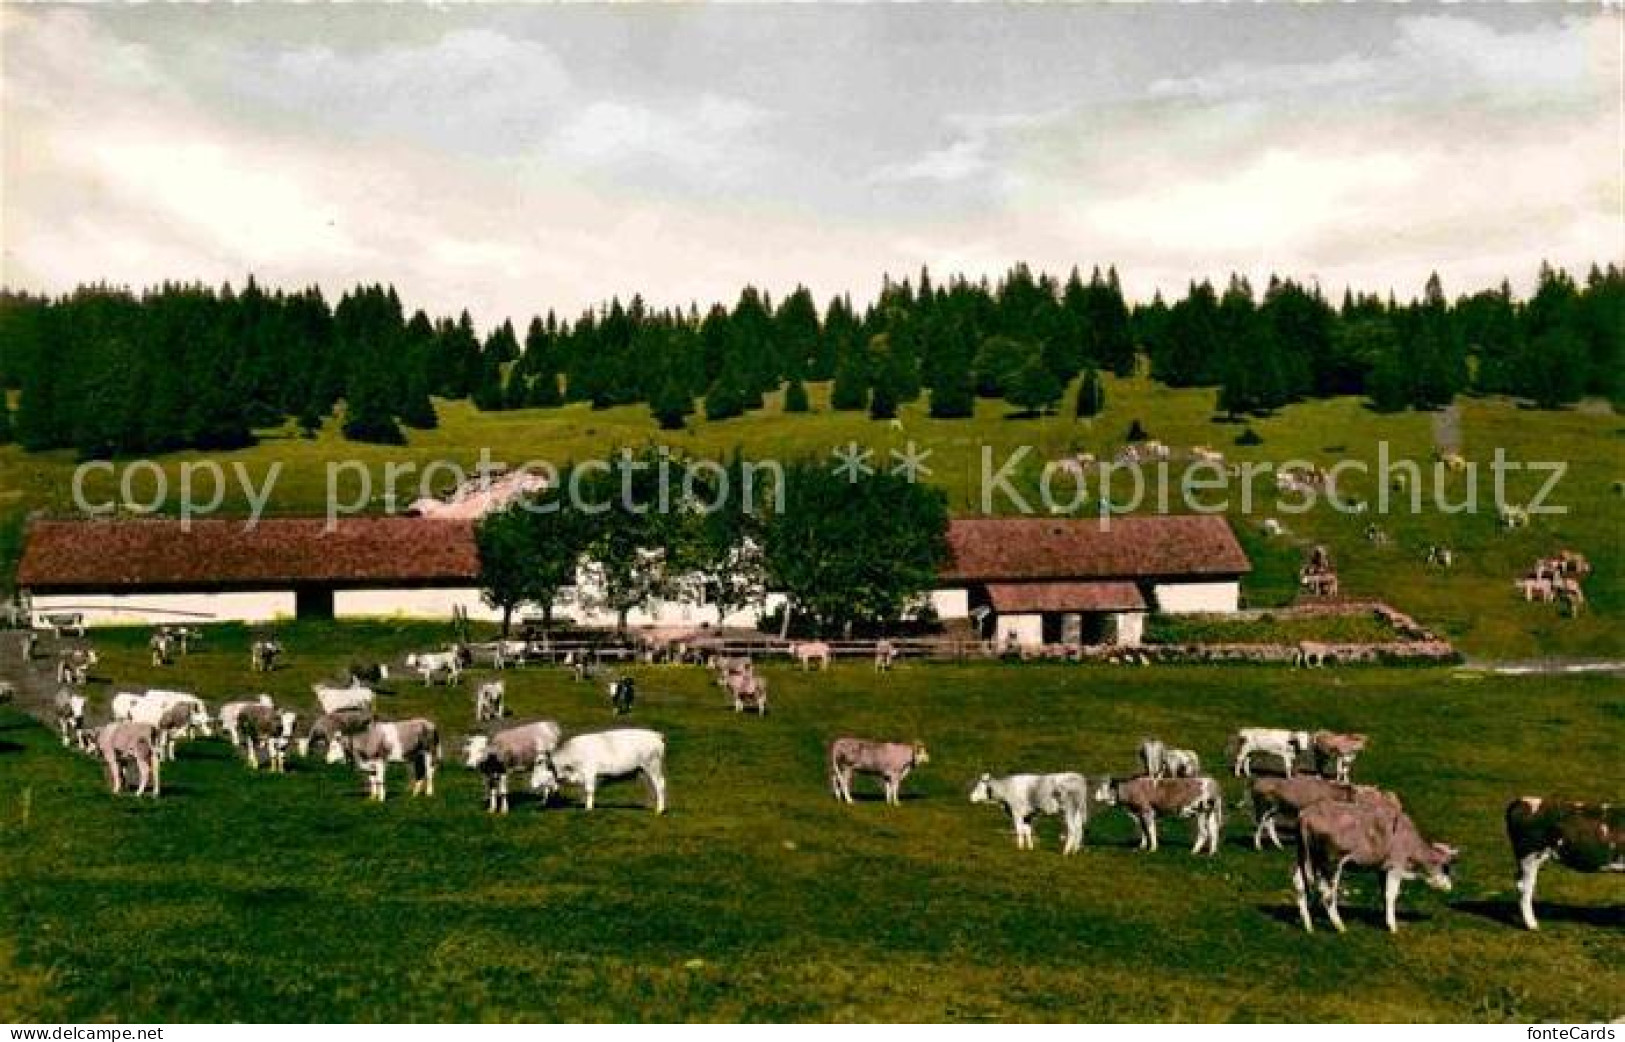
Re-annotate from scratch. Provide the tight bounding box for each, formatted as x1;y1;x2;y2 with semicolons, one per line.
986;581;1147;613
18;518;480;589
944;516;1249;581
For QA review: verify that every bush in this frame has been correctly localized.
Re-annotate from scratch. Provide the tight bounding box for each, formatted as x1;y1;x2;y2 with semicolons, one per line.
1126;418;1149;442
1236;426;1264;446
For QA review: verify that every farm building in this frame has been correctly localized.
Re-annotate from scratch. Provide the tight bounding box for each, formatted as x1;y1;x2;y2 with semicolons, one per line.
934;516;1250;647
14;517;779;629
16;514;1248;642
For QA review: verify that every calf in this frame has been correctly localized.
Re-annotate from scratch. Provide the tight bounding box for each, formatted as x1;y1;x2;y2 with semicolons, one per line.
1139;738;1200;780
1506;797;1623;930
723;670;768;714
149;631;177;666
1294;642;1333;669
474;680;506;723
1229;728;1312;777
464;721;563;813
52;688;87;748
348;662;391;687
297;707;373;758
56;648;98;685
1247;775;1400;850
1093;776;1224;855
329;718;441;801
1293;800;1456;933
113;691;211;761
791;641;832;671
829;737;929;805
969;772;1089;853
529;728;667;813
874;640;897;672
1312;731;1368;783
94;722;162;797
250;639;283;672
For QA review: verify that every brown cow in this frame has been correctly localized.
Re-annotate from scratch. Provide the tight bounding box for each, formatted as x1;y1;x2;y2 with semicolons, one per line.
792;642;832;671
829;738;928;805
1248;775;1399;850
1292;801;1456;933
95;722;162;798
1312;732;1369;783
1506;797;1623;930
1093;775;1224;855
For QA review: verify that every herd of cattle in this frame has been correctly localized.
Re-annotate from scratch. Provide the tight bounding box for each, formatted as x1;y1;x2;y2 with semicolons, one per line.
23;630;1621;938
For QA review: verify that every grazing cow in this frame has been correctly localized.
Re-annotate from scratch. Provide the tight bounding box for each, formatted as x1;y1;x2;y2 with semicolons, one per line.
969;772;1090;853
348;662;391;687
607;676;636;716
484;639;536;670
791;641;832;671
406;649;463;686
1292;800;1457;933
874;640;898;672
463;721;563;813
237;703;296;772
1247;775;1400;850
723;669;768;714
1426;545;1454;568
297;707;373;758
474;680;506;723
250;639;283;673
112;691;212;761
56;648;97;686
529;728;667;813
52;688;87;748
219;695;274;748
1555;550;1592;578
1498;504;1529;530
1506;797;1623;931
1312;732;1369;783
829;737;929;805
1093;776;1224;855
1261;518;1285;537
328;718;441;801
1229;728;1312;777
95;722;163;797
313;682;375;716
1555;578;1587;616
1139;739;1201;780
1517;576;1555;603
1294;642;1333;669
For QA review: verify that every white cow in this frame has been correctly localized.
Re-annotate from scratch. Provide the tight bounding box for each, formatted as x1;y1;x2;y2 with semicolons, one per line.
464;721;563;813
530;728;667;813
112;690;212;761
313;682;375;716
969;772;1090;853
94;722;162;797
52;688;88;748
1229;728;1312;777
406;650;463;686
1139;739;1201;780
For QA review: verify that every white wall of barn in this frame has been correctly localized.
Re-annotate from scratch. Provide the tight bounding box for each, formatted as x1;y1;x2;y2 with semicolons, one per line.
928;588;970;619
30;591;295;627
334;587;499;621
1112;611;1147;646
995;613;1044;647
1152;580;1241;613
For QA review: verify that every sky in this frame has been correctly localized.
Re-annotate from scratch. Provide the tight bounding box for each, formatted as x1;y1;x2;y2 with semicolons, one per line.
2;6;1620;328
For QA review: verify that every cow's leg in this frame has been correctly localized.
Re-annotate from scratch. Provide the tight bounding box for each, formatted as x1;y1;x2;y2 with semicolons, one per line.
1292;860;1314;932
1281;752;1294;779
583;777;596;811
424;755;436;797
1323;861;1348;933
1516;851;1549;930
148;753;161;798
1383;871;1404;933
1143;814;1158;852
648;769;667;814
498;773;510;814
373;763;387;801
105;752;122;794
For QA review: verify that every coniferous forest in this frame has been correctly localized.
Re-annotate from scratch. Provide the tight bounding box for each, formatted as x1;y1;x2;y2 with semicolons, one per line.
0;263;1618;459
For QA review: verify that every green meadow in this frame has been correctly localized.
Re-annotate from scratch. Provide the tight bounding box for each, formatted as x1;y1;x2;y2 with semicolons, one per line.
0;622;1621;1022
2;376;1618;658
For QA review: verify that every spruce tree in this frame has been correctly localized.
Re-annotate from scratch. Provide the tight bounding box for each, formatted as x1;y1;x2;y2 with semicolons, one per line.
784;378;810;413
830;350;869;411
1007;354;1062;416
651;378;693;430
704;374;746;422
1074;367;1105;418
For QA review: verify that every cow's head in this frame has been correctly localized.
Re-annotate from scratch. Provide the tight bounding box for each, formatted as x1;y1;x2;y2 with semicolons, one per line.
65;693;87;729
325;733;351;765
968;773;994;804
1419;843;1458;891
1092;778;1120;805
377;664;390;680
189;704;214;738
912;742;930;765
277;710;298;740
405;654;420;669
463;735;491;769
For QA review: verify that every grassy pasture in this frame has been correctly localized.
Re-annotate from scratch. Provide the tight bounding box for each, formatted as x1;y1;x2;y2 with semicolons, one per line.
1;622;1620;1022
1;378;1617;658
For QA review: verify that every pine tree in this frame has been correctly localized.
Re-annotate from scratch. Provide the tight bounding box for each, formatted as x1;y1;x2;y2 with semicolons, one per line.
784;378;810;413
830;350;868;411
651;378;693;430
1007;354;1062;416
704;373;746;422
1074;367;1105;418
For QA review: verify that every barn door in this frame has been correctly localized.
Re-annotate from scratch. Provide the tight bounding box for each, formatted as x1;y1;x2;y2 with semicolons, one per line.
296;587;334;620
